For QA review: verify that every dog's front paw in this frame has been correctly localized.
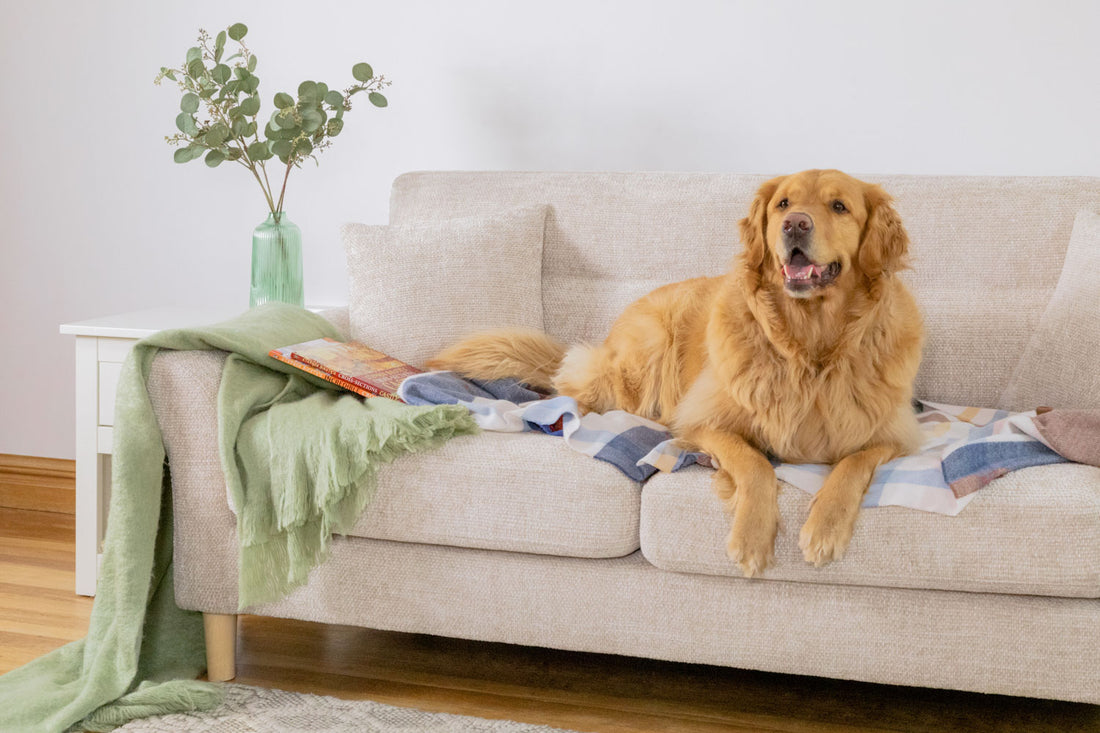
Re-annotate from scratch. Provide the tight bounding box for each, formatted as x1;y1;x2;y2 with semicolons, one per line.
799;497;857;567
726;502;778;578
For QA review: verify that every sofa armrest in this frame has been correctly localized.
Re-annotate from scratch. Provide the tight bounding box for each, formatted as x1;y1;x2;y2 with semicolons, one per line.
147;349;240;613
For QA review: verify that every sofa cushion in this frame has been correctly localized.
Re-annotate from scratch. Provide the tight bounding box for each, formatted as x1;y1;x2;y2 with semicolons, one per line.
1000;209;1100;411
346;431;641;558
342;204;548;368
640;464;1100;598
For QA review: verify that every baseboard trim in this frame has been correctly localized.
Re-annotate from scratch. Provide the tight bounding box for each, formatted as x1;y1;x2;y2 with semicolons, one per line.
0;454;76;514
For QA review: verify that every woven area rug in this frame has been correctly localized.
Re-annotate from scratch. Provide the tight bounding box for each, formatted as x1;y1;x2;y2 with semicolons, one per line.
113;683;580;733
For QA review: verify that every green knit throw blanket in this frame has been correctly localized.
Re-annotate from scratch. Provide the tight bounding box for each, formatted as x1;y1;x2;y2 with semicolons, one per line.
0;304;478;733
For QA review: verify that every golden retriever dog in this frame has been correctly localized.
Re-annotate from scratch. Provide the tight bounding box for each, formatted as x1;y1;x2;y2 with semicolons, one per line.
428;170;924;577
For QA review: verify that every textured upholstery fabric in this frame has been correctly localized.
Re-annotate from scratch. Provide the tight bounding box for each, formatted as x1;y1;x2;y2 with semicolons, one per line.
640;464;1100;598
347;431;641;558
1000;209;1100;411
147;349;241;608
197;538;1099;704
317;307;350;339
343;204;547;368
389;172;1100;409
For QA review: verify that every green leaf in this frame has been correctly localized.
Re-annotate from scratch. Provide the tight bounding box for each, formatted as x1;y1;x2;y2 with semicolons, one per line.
205;123;229;147
212;63;231;84
300;107;323;133
231;117;249;136
225;147;243;161
271;140;293;159
352;63;373;82
368;92;388;108
187;59;205;78
240;96;261;116
172;145;203;163
247;140;271;161
293;138;313;157
278;124;300;140
297;80;318;103
266;122;296;140
247;54;257;73
180;93;200;113
273;92;294;109
204;149;225;167
186;46;202;64
175;112;199;135
326;118;344;136
275;109;297;128
323;90;344;108
227;23;247;41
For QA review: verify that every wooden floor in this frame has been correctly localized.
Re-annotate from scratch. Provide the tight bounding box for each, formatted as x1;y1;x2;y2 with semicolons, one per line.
3;506;1100;733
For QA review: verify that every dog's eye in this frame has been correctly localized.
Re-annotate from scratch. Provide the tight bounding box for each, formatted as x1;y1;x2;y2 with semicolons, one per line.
777;198;789;210
831;200;848;214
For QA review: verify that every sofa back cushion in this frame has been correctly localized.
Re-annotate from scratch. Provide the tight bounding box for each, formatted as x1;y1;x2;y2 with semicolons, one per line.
388;172;1100;409
343;204;548;367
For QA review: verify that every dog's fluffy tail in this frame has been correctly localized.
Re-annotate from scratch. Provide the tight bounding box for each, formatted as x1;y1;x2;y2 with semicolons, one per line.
425;328;566;392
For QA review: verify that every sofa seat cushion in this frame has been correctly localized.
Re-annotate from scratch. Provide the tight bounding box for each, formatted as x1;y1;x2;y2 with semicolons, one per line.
640;464;1100;598
346;431;641;558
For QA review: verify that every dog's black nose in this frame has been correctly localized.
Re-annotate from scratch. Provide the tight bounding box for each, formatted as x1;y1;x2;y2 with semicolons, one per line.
782;212;813;237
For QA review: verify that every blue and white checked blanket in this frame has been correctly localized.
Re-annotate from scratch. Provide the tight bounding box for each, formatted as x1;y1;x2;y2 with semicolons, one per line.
398;372;1068;516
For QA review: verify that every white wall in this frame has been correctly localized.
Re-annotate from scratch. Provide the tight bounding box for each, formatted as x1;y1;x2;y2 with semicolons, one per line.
2;0;1098;459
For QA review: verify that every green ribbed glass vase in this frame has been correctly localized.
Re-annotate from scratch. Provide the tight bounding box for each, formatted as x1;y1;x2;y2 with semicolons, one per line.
250;211;304;308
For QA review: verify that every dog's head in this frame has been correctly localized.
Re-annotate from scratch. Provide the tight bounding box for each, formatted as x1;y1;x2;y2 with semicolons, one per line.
739;169;909;298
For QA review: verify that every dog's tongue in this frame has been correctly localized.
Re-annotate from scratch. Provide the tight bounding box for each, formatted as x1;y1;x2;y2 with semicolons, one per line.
783;251;817;280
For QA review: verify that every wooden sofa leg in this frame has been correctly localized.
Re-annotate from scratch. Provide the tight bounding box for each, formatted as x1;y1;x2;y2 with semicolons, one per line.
203;613;238;681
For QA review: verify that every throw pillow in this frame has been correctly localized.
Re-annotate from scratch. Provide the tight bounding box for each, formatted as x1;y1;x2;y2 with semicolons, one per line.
342;204;548;367
1000;209;1100;410
1032;409;1100;467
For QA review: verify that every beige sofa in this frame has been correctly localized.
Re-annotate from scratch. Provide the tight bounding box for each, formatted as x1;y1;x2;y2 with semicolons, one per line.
147;172;1100;704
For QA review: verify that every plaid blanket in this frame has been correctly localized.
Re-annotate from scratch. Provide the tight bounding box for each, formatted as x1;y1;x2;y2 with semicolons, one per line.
398;373;1071;516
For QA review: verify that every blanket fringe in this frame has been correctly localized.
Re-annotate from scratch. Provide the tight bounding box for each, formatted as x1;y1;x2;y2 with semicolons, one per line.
236;402;477;610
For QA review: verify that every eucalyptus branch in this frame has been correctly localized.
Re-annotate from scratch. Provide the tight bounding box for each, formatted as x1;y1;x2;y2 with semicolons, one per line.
275;161;294;219
156;22;390;219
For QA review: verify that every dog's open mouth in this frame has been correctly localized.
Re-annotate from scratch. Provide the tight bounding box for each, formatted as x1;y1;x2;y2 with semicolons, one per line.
782;250;841;292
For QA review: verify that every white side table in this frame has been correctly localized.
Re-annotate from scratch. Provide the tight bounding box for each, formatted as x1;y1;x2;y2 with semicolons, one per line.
60;306;254;596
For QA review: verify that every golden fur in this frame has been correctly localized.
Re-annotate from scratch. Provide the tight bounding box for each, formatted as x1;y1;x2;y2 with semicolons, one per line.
428;170;924;576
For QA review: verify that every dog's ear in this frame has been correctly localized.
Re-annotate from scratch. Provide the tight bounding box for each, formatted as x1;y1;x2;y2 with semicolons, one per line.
858;184;909;279
738;176;784;273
